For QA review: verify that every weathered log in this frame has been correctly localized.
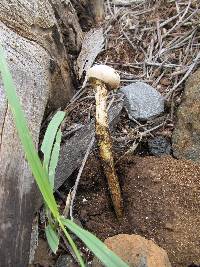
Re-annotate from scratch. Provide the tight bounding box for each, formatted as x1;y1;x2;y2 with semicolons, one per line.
0;1;83;266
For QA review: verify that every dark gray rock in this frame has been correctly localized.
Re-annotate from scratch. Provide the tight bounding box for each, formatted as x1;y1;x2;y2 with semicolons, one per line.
120;82;164;120
148;136;171;156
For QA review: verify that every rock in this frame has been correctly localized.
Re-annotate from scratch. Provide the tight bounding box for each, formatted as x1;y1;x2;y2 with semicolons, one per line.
148;136;171;156
92;234;171;267
55;254;77;267
172;68;200;161
120;82;164;121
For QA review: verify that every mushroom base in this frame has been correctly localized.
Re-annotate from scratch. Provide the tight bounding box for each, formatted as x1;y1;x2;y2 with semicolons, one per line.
95;80;123;219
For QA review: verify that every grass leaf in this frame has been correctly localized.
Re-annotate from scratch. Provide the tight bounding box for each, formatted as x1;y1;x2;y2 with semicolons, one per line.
61;218;129;267
49;128;62;189
45;224;59;254
41;111;65;172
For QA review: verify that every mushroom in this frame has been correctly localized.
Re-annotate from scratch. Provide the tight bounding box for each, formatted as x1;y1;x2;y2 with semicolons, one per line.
88;65;123;218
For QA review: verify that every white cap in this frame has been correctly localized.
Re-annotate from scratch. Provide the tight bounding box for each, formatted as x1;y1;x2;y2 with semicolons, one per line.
88;65;120;90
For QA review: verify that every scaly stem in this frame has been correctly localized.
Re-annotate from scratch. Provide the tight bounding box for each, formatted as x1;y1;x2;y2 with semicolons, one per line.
94;80;123;219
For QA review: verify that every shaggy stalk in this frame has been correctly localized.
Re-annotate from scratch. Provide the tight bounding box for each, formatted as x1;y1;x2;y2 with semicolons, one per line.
88;65;123;219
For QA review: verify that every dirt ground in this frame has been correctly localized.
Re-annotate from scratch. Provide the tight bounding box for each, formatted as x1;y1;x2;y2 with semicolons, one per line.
73;152;200;267
34;1;200;267
66;3;200;265
61;2;200;265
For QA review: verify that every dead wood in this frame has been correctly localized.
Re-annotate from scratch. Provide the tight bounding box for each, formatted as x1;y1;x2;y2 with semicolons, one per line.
0;1;83;266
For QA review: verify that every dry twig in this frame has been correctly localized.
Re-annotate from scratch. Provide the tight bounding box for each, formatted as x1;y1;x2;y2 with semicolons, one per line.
69;135;95;220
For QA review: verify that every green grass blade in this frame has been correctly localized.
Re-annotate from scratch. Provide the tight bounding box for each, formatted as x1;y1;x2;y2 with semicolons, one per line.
0;45;59;218
41;111;65;171
61;219;129;267
49;128;62;189
45;224;59;254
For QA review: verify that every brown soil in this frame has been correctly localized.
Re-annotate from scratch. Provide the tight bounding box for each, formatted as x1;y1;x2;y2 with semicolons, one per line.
35;1;200;266
74;153;200;267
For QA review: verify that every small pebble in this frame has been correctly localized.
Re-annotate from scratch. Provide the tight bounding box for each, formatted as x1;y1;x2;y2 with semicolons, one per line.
120;82;164;120
55;254;76;267
148;136;171;156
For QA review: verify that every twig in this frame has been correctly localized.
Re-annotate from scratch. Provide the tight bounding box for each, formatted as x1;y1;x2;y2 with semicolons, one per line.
116;122;164;164
128;116;154;137
116;134;142;163
70;135;95;220
107;94;116;112
162;0;192;38
156;19;162;53
63;191;72;218
106;0;115;18
159;11;184;28
65;87;87;111
121;29;137;50
140;122;165;136
165;51;200;99
62;124;84;138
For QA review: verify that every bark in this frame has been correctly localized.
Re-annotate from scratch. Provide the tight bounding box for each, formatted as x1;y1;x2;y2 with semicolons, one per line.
0;1;83;266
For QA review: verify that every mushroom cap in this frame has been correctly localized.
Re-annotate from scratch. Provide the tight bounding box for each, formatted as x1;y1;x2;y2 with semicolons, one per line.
88;65;120;90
